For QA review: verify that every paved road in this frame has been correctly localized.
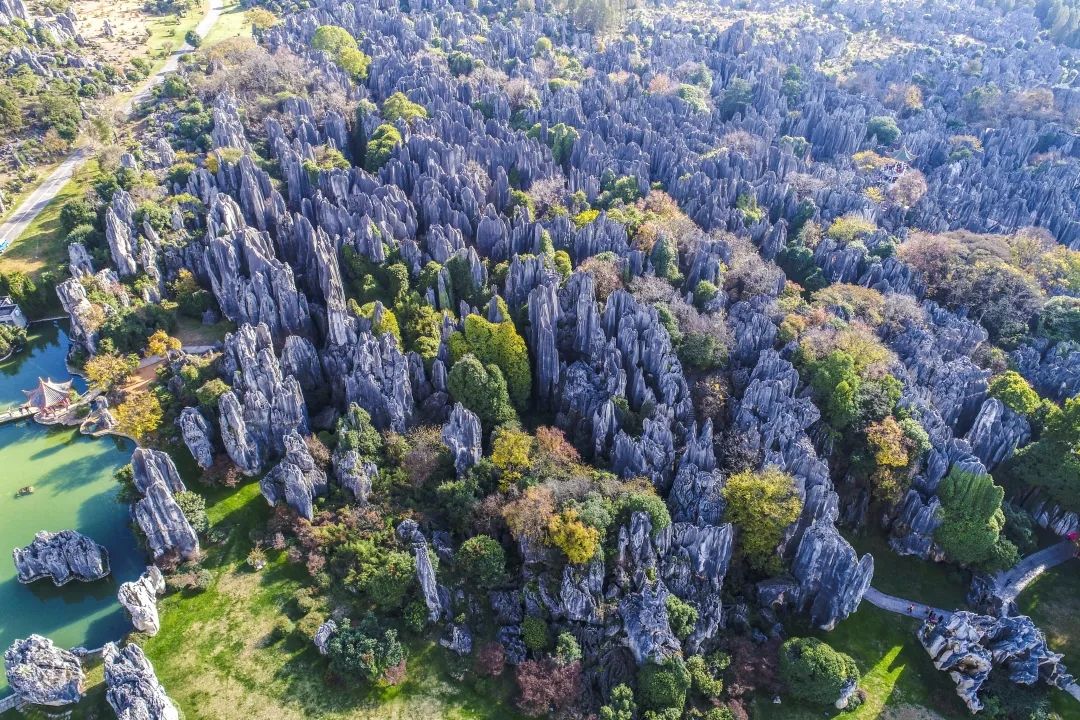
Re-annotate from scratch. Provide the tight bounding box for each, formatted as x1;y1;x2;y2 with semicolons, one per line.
864;587;953;621
992;539;1076;606
0;0;225;252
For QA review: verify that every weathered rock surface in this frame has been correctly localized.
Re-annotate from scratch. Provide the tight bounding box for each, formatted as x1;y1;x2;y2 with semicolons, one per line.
919;611;1076;713
260;430;328;520
130;448;200;561
118;566;166;636
102;642;179;720
442;403;481;477
12;530;110;586
178;406;215;469
4;635;84;707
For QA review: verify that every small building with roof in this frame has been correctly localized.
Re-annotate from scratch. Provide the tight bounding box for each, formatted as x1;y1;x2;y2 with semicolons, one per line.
24;377;74;417
0;296;27;329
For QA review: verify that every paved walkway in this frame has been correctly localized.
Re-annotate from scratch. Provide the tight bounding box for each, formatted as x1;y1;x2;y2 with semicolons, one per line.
0;0;225;252
864;587;953;621
992;540;1076;606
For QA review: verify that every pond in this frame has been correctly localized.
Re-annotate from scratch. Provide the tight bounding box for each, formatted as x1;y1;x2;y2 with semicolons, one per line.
0;323;143;696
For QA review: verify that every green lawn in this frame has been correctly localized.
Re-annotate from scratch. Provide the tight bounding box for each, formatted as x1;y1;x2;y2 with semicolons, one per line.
201;0;252;49
137;481;524;720
844;531;971;611
752;605;968;720
1018;559;1080;719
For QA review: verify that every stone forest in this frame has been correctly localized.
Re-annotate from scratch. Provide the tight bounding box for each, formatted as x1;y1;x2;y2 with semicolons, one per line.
0;0;1079;717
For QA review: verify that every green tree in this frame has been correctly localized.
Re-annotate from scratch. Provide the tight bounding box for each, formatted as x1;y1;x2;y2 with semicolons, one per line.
1038;296;1080;342
987;371;1041;416
637;656;691;714
554;632;582;665
174;491;209;533
84;352;139;391
449;315;532;410
599;683;636;720
665;595;698;640
456;535;505;588
866;115;901;145
59;198;96;234
934;469;1012;569
447;354;516;428
719;78;753;119
521;616;550;652
348;546;416;609
779;637;860;706
311;25;371;80
999;395;1080;511
364;124;401;172
195;378;230;408
382;92;428;123
722;467;802;573
0;85;22;130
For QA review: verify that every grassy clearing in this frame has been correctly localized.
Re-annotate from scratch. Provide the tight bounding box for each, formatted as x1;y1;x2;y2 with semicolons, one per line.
1018;559;1080;718
146;0;211;67
752;605;968;720
0;160;100;282
844;531;970;611
175;316;235;346
201;0;252;49
136;481;524;720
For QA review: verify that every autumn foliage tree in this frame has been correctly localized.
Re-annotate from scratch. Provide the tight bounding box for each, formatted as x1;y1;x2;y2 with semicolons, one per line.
84;352;139;391
722;467;802;573
515;659;581;716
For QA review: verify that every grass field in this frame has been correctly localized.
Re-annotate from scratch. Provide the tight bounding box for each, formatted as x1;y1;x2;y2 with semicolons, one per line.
138;480;525;720
1018;559;1080;718
753;532;971;720
201;0;252;49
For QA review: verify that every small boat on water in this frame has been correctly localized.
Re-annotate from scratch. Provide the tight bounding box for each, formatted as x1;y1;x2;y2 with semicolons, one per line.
17;486;34;496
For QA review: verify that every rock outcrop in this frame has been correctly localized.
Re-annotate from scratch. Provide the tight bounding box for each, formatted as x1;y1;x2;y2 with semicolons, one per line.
260;431;328;520
178;407;216;469
4;635;84;707
118;566;167;636
442;403;482;477
130;448;200;561
102;642;180;720
12;530;110;586
919;611;1077;713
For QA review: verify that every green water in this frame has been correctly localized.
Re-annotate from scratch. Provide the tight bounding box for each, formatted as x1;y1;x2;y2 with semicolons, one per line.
0;324;143;695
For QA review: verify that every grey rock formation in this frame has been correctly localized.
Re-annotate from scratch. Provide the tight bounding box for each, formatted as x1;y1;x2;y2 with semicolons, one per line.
919;611;1076;713
618;582;680;664
4;635;84;707
178;406;215;469
260;431;328;520
12;530;110;586
790;522;874;631
964;398;1030;470
440;624;473;656
314;619;337;656
332;449;376;503
442;403;481;477
397;520;444;622
130;449;200;561
118;566;166;636
102;642;179;720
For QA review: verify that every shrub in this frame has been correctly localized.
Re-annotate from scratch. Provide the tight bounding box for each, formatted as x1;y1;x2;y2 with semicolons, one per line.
311;25;370;80
174;491;209;534
616;491;671;533
364;124;402;172
327;625;406;684
599;684;636;720
826;214;876;244
548;509;600;564
1038;296;1080;342
475;642;505;677
456;535;506;588
521;616;551;653
555;632;582;665
722;467;802;573
184;29;201;47
866;115;901;145
988;371;1041;416
638;656;691;713
665;595;698;640
515;659;581;716
335;404;382;456
195;378;229;408
686;654;724;699
779;637;859;706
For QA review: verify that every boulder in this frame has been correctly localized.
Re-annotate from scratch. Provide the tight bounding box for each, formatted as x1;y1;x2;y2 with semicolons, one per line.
102;642;179;720
4;635;84;707
118;566;166;635
12;530;110;586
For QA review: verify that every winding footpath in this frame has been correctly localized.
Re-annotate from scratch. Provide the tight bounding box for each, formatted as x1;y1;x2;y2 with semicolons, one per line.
0;0;225;252
990;539;1077;607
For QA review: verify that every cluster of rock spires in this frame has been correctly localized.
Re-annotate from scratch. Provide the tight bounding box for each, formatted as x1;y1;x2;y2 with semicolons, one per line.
12;530;110;586
919;611;1080;713
130;449;200;561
